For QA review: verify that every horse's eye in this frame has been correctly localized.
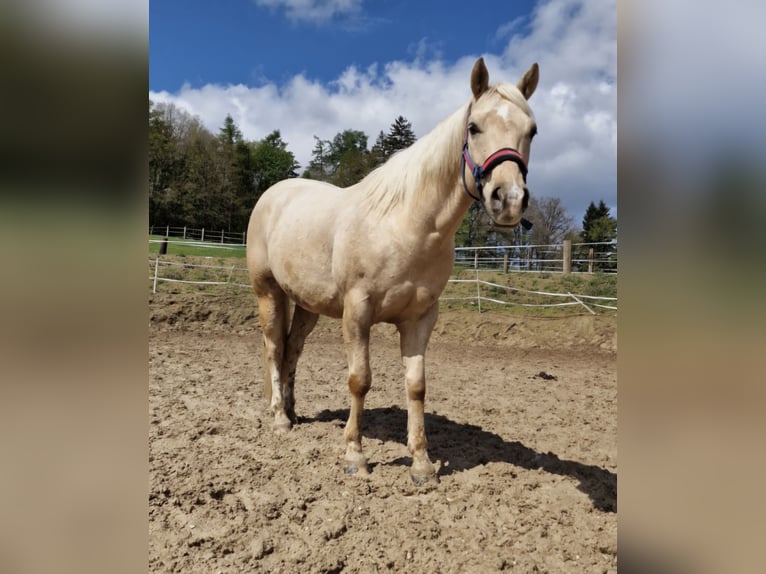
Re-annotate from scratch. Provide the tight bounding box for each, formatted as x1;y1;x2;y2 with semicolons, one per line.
468;122;481;135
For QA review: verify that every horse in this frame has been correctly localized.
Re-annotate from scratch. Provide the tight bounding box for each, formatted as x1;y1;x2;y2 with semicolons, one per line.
246;57;539;484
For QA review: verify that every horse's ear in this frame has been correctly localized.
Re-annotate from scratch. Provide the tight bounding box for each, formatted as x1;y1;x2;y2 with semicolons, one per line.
471;57;489;99
517;63;539;100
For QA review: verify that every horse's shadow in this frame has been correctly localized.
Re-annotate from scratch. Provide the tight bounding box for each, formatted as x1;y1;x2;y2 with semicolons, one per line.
303;406;616;513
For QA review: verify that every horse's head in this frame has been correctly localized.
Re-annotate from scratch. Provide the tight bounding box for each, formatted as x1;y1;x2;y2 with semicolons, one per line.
462;58;539;228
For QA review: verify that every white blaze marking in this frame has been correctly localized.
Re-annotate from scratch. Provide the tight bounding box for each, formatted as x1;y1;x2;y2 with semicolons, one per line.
496;104;511;122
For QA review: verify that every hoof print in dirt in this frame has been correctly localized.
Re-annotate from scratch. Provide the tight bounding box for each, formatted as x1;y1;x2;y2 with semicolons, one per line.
535;371;557;381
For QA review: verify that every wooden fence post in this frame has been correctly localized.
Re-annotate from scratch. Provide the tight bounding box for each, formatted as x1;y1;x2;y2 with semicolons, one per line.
165;225;169;237
503;252;509;273
563;239;572;274
201;228;205;242
588;247;594;273
183;226;187;239
474;250;479;269
221;230;224;244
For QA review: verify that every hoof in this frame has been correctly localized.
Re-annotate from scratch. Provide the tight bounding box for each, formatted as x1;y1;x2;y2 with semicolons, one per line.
273;422;292;434
272;412;293;433
410;471;440;486
343;452;370;477
410;458;438;486
344;464;370;477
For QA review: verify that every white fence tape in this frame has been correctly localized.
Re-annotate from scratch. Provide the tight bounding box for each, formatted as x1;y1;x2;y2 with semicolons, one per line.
149;239;245;250
149;258;617;312
150;237;617;273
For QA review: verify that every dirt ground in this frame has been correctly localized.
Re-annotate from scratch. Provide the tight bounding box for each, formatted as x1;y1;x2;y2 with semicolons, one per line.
149;292;617;573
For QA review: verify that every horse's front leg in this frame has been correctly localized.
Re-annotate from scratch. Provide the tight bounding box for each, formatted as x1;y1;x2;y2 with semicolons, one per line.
342;293;373;476
397;303;439;485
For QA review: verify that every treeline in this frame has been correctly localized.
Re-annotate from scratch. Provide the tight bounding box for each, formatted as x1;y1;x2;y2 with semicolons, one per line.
148;100;616;248
302;116;416;186
149;100;300;232
149;100;417;230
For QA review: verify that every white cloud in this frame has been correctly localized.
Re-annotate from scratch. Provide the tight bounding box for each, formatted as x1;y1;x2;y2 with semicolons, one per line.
151;0;617;220
253;0;361;23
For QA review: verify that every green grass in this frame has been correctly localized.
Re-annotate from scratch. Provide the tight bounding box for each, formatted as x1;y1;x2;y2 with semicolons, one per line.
149;237;617;315
149;235;246;258
443;266;617;315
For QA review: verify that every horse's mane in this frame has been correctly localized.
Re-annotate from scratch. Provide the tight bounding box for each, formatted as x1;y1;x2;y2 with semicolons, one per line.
356;82;529;217
355;105;466;218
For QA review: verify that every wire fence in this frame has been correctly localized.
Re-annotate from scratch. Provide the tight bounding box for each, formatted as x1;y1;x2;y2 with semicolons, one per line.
148;256;617;314
454;242;617;273
149;224;246;245
149;227;617;274
441;273;616;314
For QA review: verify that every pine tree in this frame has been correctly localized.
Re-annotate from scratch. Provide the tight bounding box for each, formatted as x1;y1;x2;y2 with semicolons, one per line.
386;116;416;154
303;136;331;180
581;200;617;243
371;116;417;166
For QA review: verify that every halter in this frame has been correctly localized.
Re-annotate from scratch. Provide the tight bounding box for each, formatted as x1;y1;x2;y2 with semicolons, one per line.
461;103;532;230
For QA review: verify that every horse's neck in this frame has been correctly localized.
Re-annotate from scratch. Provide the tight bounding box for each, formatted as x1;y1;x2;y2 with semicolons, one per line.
373;104;473;243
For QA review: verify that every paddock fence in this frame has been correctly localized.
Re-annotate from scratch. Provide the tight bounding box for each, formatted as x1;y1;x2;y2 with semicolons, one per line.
149;225;617;275
454;242;617;274
148;255;617;314
150;225;246;245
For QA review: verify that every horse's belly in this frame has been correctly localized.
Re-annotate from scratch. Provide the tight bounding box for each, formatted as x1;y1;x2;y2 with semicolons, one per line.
271;259;344;318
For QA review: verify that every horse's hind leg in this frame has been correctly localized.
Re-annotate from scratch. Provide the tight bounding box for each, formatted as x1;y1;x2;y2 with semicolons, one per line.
281;305;319;424
256;281;292;432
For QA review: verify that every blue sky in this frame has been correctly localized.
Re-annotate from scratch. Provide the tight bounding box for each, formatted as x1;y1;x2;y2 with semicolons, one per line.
150;0;616;222
151;0;538;91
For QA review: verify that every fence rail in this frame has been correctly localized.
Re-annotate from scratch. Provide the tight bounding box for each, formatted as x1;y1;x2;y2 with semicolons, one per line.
149;224;246;245
148;257;617;313
149;226;617;274
454;241;617;273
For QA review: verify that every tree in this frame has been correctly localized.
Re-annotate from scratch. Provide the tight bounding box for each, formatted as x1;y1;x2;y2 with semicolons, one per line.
303;136;332;180
149;100;218;228
251;130;300;195
581;200;616;243
148;100;301;232
579;200;617;272
524;196;576;246
328;129;370;186
371;115;417;166
215;114;254;231
302;129;373;187
455;202;486;247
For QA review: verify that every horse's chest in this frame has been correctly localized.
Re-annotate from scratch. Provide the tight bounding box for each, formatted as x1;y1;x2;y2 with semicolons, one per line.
375;261;450;321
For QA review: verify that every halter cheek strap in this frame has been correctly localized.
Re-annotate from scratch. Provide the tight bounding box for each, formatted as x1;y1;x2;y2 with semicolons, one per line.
461;129;528;202
460;104;533;230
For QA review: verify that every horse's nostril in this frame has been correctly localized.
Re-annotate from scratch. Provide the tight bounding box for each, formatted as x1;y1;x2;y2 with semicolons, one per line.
491;187;501;202
522;187;529;210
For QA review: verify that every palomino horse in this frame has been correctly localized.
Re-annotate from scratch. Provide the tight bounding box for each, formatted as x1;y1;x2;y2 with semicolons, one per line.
246;58;538;484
